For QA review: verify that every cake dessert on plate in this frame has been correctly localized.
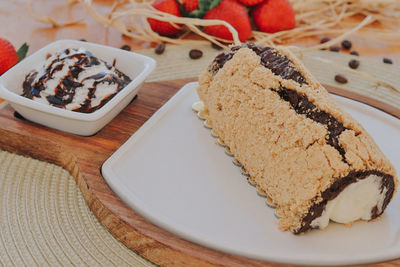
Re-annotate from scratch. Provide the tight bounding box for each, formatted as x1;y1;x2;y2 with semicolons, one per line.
195;43;398;234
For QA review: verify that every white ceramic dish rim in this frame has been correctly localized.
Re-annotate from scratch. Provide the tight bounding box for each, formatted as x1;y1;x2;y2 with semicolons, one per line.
0;39;156;122
102;82;400;266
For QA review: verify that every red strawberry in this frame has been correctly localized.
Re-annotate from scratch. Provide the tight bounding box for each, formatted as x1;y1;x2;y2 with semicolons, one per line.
238;0;264;6
148;0;182;36
203;0;251;42
181;0;199;12
0;38;18;75
252;0;295;33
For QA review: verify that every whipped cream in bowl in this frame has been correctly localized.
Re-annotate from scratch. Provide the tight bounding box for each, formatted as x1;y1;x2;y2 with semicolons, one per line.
0;40;156;136
22;47;132;113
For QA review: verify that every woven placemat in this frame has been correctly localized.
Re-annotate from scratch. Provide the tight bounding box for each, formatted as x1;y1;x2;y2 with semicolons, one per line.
0;151;154;266
1;43;399;266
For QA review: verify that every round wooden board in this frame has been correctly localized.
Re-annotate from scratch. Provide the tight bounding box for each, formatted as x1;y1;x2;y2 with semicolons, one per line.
0;78;399;267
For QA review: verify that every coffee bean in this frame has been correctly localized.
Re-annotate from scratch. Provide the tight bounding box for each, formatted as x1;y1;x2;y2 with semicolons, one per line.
320;37;331;44
189;49;203;59
120;45;131;51
330;46;340;52
211;43;223;50
383;58;393;64
341;40;352;50
335;74;348;84
154;42;165;55
350;50;359;56
348;59;360;69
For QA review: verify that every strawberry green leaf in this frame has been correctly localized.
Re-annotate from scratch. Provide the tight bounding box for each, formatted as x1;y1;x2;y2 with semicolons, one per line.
209;0;222;10
178;0;221;18
178;0;203;17
185;0;209;18
198;0;210;11
186;9;204;18
178;2;190;17
187;0;222;18
17;43;29;62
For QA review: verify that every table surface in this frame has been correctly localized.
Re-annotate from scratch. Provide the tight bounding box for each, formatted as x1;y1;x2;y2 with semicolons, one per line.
1;0;399;266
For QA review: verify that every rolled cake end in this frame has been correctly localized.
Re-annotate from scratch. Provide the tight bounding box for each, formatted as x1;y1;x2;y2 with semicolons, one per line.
296;170;396;234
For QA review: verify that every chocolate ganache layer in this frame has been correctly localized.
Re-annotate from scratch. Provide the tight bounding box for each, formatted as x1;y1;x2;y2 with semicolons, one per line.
209;43;307;85
211;43;349;162
272;86;348;162
296;170;395;234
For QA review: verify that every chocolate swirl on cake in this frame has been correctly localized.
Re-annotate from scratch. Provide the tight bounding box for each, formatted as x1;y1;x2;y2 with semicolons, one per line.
209;43;306;85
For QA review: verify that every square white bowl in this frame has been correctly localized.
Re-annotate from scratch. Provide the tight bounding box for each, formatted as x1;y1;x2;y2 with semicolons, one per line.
0;39;156;136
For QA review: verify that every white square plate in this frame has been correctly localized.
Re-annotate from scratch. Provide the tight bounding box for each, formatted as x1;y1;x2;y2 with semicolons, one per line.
102;82;400;265
0;40;156;136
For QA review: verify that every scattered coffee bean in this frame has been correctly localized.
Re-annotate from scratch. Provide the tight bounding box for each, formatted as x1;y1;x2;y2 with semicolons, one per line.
79;38;87;42
154;42;166;55
335;74;348;84
350;50;359;56
320;37;331;44
341;40;352;50
120;44;131;51
189;49;203;59
211;42;223;50
348;59;360;69
330;46;340;52
383;57;393;64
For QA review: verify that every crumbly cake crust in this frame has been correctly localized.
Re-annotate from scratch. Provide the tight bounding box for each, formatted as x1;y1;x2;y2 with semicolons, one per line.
197;44;398;233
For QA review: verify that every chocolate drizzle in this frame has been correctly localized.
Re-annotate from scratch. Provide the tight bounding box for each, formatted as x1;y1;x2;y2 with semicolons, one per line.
296;170;395;234
211;43;347;161
22;48;131;113
209;43;307;85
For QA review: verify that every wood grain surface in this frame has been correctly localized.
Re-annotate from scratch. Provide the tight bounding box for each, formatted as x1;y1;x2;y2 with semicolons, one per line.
0;78;399;267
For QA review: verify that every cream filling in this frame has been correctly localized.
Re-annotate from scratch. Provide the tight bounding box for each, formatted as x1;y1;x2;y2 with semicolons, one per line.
31;48;121;111
192;101;204;112
311;174;387;229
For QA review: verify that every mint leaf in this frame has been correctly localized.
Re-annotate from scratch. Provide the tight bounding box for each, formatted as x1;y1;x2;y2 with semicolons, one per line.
17;43;29;62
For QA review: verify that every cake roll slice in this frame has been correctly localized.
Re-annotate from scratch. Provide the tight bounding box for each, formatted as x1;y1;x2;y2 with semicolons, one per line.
197;43;398;234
